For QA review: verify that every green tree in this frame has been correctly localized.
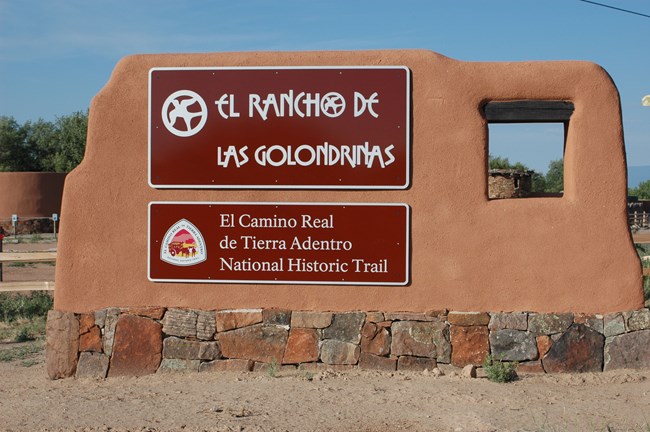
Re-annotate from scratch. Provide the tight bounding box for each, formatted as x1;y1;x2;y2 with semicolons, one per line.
489;154;509;170
50;111;88;172
531;172;547;193
23;119;58;171
544;159;564;193
488;154;515;170
0;116;42;171
630;180;650;199
0;111;88;173
488;154;530;172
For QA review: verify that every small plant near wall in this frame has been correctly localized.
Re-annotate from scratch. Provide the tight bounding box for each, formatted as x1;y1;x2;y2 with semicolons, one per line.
483;354;518;383
267;357;279;378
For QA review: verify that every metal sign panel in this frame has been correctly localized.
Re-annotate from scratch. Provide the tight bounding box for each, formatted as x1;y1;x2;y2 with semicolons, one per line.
149;67;410;189
148;202;410;285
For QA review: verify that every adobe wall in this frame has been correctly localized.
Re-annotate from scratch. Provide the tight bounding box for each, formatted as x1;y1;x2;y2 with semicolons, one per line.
0;172;66;219
54;50;643;314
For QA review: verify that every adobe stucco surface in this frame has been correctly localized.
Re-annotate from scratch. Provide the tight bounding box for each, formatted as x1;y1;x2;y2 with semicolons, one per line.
0;172;66;219
54;50;642;314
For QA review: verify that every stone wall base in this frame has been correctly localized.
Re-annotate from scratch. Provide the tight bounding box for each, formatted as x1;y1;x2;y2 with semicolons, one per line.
1;219;56;236
45;307;650;379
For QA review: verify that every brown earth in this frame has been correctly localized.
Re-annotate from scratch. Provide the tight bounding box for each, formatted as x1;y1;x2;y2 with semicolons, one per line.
634;229;650;244
1;350;650;432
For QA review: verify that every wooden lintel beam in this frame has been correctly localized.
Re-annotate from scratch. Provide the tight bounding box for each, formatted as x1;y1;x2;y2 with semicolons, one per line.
484;100;574;123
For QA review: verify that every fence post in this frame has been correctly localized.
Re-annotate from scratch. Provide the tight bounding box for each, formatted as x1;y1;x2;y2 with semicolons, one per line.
11;214;17;238
52;213;58;240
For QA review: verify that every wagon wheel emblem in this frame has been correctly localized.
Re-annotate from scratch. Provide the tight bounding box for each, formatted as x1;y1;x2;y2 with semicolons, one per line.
161;90;208;137
321;92;346;118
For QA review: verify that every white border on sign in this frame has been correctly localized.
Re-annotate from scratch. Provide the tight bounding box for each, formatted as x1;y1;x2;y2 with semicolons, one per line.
148;66;411;190
147;201;411;286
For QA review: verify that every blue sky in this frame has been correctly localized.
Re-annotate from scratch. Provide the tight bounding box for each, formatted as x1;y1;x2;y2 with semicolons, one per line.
0;0;648;174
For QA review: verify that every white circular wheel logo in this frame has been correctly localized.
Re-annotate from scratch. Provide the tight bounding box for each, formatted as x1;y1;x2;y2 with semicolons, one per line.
321;92;346;117
161;90;208;137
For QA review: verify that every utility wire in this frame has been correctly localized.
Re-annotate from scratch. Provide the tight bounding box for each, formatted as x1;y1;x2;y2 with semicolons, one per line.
577;0;650;19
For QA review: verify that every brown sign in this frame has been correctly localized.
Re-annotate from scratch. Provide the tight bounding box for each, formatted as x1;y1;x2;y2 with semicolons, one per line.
149;202;409;285
149;67;410;189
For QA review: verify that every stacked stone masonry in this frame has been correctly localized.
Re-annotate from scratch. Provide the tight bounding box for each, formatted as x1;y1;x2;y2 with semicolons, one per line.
487;169;533;199
0;219;56;236
46;308;650;379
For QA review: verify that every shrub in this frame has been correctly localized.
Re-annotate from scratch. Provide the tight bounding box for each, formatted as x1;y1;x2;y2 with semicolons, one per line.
0;292;53;322
483;354;518;383
14;327;35;342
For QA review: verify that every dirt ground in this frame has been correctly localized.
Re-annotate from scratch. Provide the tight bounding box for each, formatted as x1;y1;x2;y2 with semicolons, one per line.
635;229;650;245
1;351;650;432
2;235;650;431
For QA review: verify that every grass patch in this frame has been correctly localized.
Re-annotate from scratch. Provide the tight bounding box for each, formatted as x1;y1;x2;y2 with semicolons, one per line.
14;319;43;341
0;341;44;363
4;233;57;244
483;354;518;383
20;358;41;367
0;293;51;343
0;316;47;342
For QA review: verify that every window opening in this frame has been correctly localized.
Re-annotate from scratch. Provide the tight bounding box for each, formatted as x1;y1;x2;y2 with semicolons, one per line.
485;101;573;199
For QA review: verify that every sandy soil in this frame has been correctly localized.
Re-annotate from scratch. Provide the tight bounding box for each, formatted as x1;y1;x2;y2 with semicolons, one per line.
634;229;650;245
1;352;650;432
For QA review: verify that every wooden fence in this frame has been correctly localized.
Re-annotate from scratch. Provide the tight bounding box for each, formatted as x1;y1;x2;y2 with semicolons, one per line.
629;209;650;229
0;251;56;292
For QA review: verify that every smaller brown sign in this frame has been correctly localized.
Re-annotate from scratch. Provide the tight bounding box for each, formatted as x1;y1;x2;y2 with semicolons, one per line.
148;202;409;285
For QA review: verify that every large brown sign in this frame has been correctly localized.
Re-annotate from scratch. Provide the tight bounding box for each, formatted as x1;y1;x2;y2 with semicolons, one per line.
148;202;409;285
149;67;410;189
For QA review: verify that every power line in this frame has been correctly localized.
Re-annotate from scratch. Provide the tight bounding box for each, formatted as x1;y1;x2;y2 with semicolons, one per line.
577;0;650;19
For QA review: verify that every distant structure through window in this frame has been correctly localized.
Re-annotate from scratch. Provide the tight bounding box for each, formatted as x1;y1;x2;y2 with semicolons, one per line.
485;100;573;199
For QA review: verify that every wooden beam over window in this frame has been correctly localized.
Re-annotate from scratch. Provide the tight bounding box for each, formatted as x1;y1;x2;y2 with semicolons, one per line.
484;100;574;123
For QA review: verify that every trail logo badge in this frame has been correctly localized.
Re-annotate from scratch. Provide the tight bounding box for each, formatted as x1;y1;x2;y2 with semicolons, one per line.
161;90;208;137
160;219;207;266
